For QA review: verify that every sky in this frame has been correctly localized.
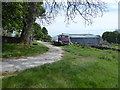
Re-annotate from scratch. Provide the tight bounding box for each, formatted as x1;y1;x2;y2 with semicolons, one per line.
37;0;119;36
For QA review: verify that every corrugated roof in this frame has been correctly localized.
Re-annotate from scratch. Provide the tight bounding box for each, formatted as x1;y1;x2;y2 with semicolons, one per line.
69;34;99;38
57;33;100;38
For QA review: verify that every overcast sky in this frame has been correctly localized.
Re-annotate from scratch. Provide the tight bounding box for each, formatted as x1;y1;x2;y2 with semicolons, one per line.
37;0;118;36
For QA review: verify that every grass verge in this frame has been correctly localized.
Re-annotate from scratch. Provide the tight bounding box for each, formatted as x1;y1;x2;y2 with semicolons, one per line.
2;42;49;58
102;45;119;49
2;44;118;88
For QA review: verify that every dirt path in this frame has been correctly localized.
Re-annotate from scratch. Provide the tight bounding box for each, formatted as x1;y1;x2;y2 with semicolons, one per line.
1;41;65;72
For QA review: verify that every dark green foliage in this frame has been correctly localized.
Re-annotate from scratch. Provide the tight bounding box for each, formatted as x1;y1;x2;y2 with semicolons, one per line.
2;2;26;33
2;2;45;33
118;33;120;44
45;35;52;40
102;31;120;44
41;27;52;40
2;45;118;88
32;23;44;40
31;23;51;40
42;27;48;35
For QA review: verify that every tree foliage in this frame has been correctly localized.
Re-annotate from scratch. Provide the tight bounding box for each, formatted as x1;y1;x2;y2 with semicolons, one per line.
45;35;52;40
32;23;43;40
2;2;27;33
32;23;51;40
102;31;120;44
42;27;48;35
2;1;106;44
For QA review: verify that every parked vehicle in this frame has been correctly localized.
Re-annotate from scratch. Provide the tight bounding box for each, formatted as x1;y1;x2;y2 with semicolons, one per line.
52;33;70;45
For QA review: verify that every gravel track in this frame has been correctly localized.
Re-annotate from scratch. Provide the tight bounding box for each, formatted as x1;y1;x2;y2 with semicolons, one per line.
1;41;64;72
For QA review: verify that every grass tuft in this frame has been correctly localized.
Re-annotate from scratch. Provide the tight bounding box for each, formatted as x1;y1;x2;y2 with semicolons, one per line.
2;42;49;58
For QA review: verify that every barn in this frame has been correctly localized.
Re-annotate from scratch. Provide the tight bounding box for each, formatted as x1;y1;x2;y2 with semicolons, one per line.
69;34;101;44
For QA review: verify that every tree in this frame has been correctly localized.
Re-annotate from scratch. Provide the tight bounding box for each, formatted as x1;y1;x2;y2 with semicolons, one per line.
2;1;106;45
32;23;51;40
118;33;120;44
46;35;52;40
102;31;120;44
20;2;45;44
32;23;44;40
2;2;45;44
42;27;48;35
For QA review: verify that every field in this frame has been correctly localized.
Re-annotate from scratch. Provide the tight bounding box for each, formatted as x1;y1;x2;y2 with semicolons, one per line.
2;44;118;88
2;42;49;58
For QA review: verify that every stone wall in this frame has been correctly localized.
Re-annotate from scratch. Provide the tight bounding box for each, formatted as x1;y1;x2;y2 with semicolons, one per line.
2;36;20;43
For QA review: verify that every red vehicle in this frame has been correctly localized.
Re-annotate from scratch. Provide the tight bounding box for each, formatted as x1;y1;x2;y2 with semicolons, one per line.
52;34;70;45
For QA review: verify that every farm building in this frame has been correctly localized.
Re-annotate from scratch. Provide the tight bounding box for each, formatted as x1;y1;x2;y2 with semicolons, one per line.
69;34;101;44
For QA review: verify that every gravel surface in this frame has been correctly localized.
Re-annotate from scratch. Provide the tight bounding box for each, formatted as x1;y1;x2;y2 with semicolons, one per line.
1;41;65;72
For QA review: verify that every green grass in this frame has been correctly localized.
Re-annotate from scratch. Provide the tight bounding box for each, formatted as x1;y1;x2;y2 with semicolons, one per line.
2;42;49;58
2;45;118;88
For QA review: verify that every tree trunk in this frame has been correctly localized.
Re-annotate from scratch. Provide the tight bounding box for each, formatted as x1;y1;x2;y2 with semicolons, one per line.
20;2;37;45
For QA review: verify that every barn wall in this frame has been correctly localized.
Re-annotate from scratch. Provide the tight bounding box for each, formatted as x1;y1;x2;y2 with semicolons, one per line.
70;38;100;44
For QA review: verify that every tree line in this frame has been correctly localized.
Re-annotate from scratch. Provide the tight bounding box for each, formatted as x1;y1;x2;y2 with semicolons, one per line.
102;31;120;44
32;23;51;40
